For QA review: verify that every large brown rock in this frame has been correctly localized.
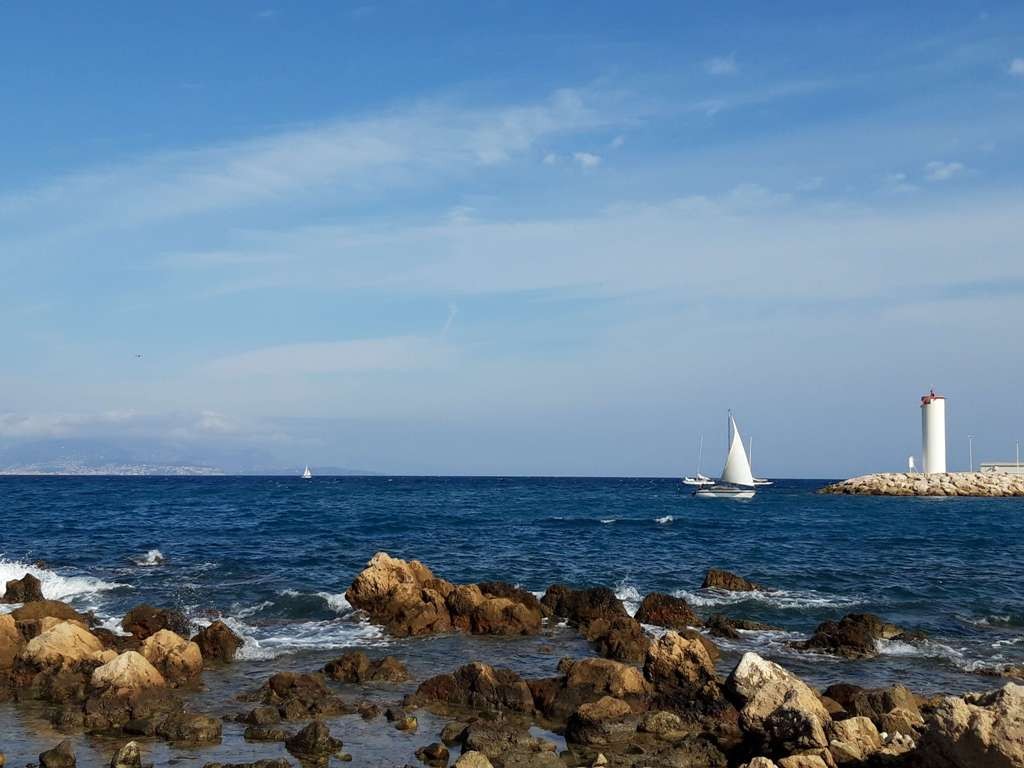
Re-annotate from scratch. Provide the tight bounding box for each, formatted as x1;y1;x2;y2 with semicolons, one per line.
644;630;723;705
725;652;831;754
156;711;223;743
460;721;562;768
916;683;1024;768
406;662;535;714
22;622;106;669
141;630;203;683
0;614;25;669
109;741;143;768
285;719;342;763
12;600;89;639
793;613;915;659
828;715;882;763
3;573;44;603
242;672;352;720
702;569;763;592
323;650;408;683
635;592;702;629
191;620;242;663
39;739;76;768
529;657;652;724
583;615;649;663
541;585;629;625
565;695;638;746
122;605;191;641
91;651;166;694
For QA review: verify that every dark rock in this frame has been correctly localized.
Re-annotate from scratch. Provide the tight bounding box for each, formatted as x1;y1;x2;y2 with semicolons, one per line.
701;569;763;592
528;657;651;724
121;605;191;641
243;705;281;725
415;742;449;765
109;741;142;768
643;631;723;707
477;582;549;617
440;720;469;745
3;573;44;603
583;615;649;663
385;706;407;722
793;613;916;659
285;720;342;762
12;601;89;639
203;761;293;768
395;715;419;731
155;712;222;743
241;672;353;719
705;614;780;640
405;662;535;714
323;650;409;683
39;739;76;768
357;701;381;719
190;621;242;663
244;725;291;741
461;722;561;767
635;593;702;629
541;585;629;626
637;709;684;737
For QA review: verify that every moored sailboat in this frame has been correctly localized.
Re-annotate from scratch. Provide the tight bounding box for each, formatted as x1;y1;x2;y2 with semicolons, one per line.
682;433;714;486
695;413;756;499
302;465;312;479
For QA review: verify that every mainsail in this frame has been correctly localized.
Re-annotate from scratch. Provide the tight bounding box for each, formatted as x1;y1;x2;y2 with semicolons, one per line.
720;415;755;487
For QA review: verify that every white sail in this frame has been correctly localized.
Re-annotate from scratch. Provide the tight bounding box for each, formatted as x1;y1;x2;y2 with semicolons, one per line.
302;465;312;479
720;415;755;487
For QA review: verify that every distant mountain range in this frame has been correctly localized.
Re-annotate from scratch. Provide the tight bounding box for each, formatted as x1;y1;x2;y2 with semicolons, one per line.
0;437;373;476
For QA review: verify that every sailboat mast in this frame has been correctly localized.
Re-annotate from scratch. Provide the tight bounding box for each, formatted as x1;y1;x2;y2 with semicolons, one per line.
697;433;704;474
749;436;753;474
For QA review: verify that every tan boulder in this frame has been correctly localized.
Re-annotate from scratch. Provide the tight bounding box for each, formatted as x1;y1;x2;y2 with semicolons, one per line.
643;629;722;702
454;752;494;768
778;756;831;768
141;629;202;682
0;614;23;669
564;657;652;699
91;650;166;693
22;621;104;668
916;683;1024;768
828;716;882;763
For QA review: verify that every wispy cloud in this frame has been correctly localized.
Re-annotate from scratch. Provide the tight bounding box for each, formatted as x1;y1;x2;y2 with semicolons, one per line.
1010;58;1024;76
573;151;602;169
704;54;738;76
924;160;965;182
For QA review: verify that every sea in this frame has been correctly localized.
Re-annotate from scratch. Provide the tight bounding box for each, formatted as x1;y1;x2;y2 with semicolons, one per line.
1;476;1022;765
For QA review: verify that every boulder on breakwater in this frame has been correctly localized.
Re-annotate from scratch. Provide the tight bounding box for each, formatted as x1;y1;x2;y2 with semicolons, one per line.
820;471;1024;497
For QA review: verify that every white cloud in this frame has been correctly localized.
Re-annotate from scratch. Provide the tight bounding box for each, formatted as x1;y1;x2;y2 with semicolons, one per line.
609;135;626;149
704;54;738;76
573;152;602;169
542;152;560;165
924;160;965;182
0;410;139;438
1010;58;1024;76
883;172;918;194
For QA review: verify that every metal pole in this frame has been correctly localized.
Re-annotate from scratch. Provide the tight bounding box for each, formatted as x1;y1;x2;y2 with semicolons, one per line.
968;435;974;472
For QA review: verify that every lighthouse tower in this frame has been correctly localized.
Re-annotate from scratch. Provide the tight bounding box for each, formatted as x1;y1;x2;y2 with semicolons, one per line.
920;390;947;474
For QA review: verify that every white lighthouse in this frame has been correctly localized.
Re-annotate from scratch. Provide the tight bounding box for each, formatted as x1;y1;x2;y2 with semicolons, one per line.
920;390;947;474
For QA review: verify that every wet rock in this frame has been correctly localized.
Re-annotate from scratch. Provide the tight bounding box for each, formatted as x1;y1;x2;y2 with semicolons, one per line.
396;715;419;731
706;614;780;639
121;605;191;641
528;657;651;723
607;735;728;768
91;651;166;694
12;601;89;639
140;630;203;683
190;620;242;663
285;719;343;763
243;705;282;725
244;725;291;741
242;672;352;719
385;706;407;721
109;741;142;768
828;715;881;763
702;569;763;592
582;615;649;663
793;613;916;659
448;587;542;636
725;652;832;754
635;593;702;629
565;695;638;746
81;685;182;733
3;572;44;603
203;762;292;768
541;585;629;626
22;622;105;669
357;701;381;719
406;662;535;714
461;721;561;768
643;630;723;706
441;720;469;745
39;739;76;768
637;709;684;737
477;582;549;617
453;753;493;768
916;682;1024;768
678;628;721;663
155;711;222;743
415;742;450;765
323;650;409;683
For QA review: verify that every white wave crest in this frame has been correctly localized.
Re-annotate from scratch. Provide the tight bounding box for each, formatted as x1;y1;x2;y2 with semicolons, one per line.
0;557;122;602
655;515;673;524
194;614;387;661
600;519;617;524
673;586;862;611
615;580;642;617
133;549;165;567
316;591;352;614
875;637;990;672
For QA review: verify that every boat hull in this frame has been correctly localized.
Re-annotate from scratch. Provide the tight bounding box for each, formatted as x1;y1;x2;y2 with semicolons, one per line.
694;485;755;499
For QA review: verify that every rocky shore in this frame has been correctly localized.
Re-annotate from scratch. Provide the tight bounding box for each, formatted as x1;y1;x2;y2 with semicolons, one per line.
2;556;1023;767
820;471;1024;497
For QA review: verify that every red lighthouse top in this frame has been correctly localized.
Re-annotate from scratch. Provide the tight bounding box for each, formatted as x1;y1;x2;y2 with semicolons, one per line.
921;389;944;405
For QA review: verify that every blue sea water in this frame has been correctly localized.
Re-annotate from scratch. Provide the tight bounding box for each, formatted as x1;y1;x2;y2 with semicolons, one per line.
1;476;1022;764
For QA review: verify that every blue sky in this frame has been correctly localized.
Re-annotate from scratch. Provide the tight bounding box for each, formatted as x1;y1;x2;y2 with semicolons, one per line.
2;2;1023;475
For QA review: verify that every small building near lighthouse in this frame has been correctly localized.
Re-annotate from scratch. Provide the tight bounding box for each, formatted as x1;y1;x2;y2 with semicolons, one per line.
921;390;947;474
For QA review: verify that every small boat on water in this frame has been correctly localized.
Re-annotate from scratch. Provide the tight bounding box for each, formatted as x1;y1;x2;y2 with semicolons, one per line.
682;434;715;486
302;465;312;479
695;413;756;499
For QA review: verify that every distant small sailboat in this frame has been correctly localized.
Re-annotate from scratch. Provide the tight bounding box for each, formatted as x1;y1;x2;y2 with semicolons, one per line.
682;433;715;487
695;413;756;499
302;465;312;479
748;436;774;486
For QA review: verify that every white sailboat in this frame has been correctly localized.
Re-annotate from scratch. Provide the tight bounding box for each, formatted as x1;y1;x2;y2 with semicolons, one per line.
302;465;312;479
748;436;774;486
682;433;715;486
695;413;756;499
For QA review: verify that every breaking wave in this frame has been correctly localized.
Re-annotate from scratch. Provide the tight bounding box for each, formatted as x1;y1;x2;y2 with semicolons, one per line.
133;549;165;567
615;579;642;616
0;557;123;603
673;586;863;611
655;515;674;524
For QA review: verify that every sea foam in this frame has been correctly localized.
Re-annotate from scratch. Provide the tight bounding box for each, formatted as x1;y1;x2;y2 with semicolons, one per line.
0;557;122;602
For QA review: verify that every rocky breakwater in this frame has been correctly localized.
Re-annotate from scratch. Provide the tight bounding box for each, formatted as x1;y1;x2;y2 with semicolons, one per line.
820;471;1024;496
